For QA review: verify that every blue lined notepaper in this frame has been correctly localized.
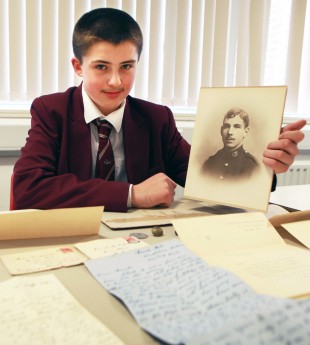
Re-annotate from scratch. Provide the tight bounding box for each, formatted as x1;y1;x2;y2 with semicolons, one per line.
85;239;310;345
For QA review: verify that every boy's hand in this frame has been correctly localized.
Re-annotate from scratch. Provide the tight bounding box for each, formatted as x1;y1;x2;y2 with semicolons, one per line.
263;119;307;173
131;173;177;208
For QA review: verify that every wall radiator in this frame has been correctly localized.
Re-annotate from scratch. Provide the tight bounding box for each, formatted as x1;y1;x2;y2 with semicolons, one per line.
277;161;310;186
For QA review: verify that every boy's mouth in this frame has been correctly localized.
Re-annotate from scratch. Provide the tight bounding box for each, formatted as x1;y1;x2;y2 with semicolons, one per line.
103;89;123;97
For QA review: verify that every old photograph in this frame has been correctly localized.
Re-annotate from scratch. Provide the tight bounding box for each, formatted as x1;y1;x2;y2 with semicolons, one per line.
184;86;287;211
201;107;260;180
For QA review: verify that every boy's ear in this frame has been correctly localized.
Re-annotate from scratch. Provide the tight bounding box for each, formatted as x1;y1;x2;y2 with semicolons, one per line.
71;57;83;77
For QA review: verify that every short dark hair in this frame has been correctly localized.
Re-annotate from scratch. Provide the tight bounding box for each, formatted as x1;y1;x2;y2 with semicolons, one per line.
223;108;250;128
72;8;143;62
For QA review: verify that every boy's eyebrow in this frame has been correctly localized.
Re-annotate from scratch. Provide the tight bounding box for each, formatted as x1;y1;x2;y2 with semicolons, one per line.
90;59;137;65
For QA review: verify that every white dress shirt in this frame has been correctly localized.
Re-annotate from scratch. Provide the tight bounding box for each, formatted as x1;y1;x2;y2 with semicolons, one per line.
82;86;132;206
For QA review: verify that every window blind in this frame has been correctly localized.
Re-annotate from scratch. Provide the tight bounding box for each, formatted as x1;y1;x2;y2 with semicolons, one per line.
0;0;309;118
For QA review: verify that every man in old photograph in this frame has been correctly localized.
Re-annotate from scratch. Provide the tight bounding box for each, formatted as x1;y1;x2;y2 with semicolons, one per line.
202;108;259;180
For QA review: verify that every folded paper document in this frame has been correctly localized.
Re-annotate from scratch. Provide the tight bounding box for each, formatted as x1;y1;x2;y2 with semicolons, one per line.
101;199;287;230
282;220;310;249
101;199;208;229
0;274;125;345
173;212;310;298
75;236;149;259
269;209;310;228
0;206;103;240
85;239;310;345
269;210;310;247
1;246;88;275
1;236;148;275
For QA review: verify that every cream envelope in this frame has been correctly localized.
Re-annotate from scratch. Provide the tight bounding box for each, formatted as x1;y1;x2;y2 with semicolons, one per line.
0;206;103;240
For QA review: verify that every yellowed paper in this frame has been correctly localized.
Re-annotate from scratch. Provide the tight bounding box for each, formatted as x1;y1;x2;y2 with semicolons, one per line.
1;236;148;276
174;212;284;256
212;244;310;298
173;212;310;298
0;206;103;240
1;246;87;275
269;210;310;228
75;236;149;259
184;86;287;212
102;199;288;230
101;199;207;229
0;274;125;345
282;220;310;249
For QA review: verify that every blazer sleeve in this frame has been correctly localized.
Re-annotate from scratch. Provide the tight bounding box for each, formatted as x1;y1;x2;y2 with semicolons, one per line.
163;107;190;187
13;96;130;212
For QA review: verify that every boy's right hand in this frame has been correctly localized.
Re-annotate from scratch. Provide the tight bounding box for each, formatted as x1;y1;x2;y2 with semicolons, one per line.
131;173;177;209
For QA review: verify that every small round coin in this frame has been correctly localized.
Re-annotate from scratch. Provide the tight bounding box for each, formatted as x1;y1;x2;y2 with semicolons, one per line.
151;226;163;237
129;232;148;239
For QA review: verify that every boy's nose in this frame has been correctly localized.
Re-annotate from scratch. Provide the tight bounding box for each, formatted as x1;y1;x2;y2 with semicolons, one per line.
108;71;121;87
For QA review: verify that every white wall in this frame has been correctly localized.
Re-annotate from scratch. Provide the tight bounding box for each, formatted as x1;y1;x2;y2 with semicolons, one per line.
0;156;17;211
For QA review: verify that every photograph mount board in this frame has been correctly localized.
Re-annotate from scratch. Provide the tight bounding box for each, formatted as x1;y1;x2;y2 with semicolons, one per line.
184;86;287;212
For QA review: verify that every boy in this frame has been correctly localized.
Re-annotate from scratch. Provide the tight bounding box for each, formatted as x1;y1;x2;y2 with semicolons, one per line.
13;8;306;212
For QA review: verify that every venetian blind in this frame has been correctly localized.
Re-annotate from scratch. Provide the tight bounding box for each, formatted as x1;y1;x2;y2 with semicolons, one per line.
0;0;309;117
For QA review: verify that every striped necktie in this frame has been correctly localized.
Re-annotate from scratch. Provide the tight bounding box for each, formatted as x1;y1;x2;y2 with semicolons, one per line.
95;119;115;180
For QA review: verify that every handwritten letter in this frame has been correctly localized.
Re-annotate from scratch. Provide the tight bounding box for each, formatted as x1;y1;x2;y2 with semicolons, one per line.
0;274;125;345
1;247;87;275
86;239;310;345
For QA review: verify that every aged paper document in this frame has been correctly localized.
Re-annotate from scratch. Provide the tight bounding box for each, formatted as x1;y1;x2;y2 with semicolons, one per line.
1;236;147;275
75;236;149;259
185;86;287;212
173;212;310;298
282;220;310;248
0;206;103;240
0;274;125;345
1;247;87;275
101;199;288;230
101;199;207;229
85;239;310;345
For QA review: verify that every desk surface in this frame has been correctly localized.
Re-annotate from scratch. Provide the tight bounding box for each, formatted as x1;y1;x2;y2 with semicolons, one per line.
270;184;310;211
0;192;307;345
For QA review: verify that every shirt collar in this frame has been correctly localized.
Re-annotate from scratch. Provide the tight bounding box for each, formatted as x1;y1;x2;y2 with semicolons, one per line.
223;145;244;157
82;85;125;133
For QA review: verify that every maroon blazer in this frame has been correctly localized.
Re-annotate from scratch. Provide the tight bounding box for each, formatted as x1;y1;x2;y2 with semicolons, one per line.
13;85;190;212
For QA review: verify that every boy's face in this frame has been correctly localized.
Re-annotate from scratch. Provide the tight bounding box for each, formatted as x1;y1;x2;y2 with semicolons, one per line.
221;115;249;151
72;41;138;115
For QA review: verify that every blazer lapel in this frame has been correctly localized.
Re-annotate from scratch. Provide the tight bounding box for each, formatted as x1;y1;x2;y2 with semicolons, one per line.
123;101;150;184
67;85;92;179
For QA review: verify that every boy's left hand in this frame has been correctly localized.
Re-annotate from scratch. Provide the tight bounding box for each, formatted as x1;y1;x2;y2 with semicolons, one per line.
263;119;307;174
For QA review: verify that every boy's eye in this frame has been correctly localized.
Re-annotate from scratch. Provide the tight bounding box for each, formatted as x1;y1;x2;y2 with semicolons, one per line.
121;64;132;70
96;64;106;70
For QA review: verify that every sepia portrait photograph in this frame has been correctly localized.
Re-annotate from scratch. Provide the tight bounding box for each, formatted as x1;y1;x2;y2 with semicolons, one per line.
184;86;287;211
